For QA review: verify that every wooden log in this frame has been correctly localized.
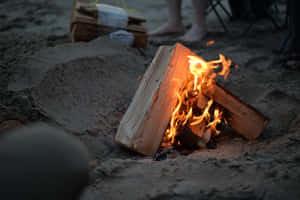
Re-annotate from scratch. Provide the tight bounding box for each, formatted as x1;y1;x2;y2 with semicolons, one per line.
177;122;211;149
115;43;194;156
196;85;269;140
201;83;269;140
197;92;209;109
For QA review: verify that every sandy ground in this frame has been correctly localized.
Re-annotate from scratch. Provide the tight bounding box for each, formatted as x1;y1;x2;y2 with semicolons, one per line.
1;0;300;199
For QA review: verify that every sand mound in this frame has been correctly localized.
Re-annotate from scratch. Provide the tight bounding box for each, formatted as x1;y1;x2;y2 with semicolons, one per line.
8;37;142;91
25;38;145;133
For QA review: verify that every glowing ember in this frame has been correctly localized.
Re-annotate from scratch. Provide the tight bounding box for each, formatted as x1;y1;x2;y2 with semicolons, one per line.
162;54;234;147
206;40;215;47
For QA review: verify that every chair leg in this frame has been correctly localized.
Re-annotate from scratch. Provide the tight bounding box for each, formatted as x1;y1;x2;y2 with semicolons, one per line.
279;31;291;53
208;0;232;37
240;0;283;37
265;6;282;30
208;0;287;38
215;0;232;18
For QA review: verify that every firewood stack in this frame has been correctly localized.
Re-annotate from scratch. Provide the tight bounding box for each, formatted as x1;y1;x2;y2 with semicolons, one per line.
115;43;269;156
70;0;147;48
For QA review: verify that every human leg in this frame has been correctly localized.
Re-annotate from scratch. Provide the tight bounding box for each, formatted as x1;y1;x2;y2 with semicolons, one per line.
148;0;184;36
180;0;208;42
286;0;300;68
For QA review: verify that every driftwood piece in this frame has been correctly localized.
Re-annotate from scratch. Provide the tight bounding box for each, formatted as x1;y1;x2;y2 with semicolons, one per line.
115;44;194;156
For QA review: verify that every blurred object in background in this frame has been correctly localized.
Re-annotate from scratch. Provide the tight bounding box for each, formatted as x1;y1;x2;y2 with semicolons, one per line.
0;123;89;200
70;0;147;48
229;0;274;21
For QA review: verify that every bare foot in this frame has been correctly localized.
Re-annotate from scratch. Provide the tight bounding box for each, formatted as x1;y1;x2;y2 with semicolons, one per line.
179;25;207;42
148;23;184;36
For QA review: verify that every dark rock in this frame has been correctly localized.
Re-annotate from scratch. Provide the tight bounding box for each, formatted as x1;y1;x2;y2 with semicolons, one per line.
0;123;89;200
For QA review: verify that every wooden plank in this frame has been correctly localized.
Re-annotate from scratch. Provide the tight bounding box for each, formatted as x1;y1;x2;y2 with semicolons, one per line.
76;2;146;24
71;2;147;33
70;0;147;47
70;0;89;31
131;31;148;48
201;83;269;140
71;11;147;33
115;43;193;156
196;81;269;140
71;23;106;42
71;22;147;48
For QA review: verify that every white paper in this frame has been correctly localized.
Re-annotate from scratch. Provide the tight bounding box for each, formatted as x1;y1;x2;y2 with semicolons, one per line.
109;30;134;46
96;4;128;28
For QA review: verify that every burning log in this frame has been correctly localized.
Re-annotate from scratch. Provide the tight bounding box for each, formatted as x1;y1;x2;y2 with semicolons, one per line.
115;44;192;156
115;43;269;156
176;124;212;149
199;83;269;140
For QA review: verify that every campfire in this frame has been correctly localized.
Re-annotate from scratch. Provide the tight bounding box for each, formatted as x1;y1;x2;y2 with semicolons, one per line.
161;53;232;149
115;43;269;156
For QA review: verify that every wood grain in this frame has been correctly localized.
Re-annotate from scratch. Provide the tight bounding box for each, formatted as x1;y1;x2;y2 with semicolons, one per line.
115;43;194;156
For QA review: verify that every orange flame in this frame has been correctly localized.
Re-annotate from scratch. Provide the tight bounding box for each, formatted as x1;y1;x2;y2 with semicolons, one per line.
163;53;233;146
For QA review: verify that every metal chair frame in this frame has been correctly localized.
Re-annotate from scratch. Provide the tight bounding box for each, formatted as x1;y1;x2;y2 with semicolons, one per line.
207;0;284;38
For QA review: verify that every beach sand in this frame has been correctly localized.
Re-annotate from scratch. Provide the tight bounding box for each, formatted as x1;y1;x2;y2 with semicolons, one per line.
0;0;300;199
